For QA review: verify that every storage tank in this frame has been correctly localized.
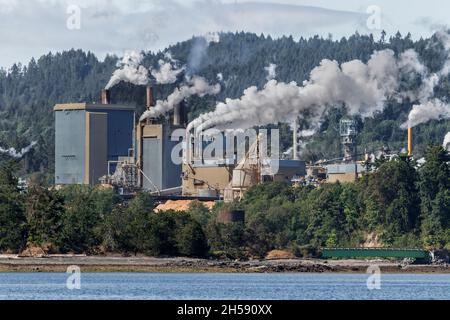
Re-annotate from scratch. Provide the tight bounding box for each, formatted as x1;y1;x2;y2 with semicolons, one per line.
217;209;245;223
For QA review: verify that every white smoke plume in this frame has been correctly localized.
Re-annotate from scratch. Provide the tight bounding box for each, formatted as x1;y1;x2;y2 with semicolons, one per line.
189;49;404;133
401;99;450;129
398;49;438;102
299;129;317;137
436;30;450;77
398;49;427;76
105;51;149;89
265;63;277;81
188;33;221;74
204;32;220;44
151;59;184;85
401;30;450;128
0;141;37;159
190;33;450;134
443;132;450;150
140;76;221;121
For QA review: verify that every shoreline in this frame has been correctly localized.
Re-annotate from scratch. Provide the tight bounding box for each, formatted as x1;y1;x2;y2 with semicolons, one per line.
0;255;449;273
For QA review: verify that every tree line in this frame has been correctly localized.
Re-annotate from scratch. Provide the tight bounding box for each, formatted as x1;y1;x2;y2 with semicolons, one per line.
0;145;448;258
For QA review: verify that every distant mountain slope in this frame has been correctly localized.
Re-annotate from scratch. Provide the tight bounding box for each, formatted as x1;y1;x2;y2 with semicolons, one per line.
0;32;449;177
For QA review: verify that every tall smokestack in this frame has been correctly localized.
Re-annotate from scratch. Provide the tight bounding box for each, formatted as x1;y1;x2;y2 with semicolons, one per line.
146;86;153;109
293;118;299;160
173;100;187;126
101;89;110;105
173;104;181;126
408;127;413;157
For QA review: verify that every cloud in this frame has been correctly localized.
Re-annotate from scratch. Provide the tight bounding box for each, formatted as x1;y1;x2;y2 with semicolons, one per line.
0;0;367;68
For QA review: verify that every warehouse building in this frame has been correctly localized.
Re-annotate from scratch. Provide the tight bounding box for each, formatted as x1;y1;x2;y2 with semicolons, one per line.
326;163;365;183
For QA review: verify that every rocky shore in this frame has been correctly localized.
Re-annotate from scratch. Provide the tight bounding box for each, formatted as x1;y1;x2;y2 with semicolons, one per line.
0;255;449;273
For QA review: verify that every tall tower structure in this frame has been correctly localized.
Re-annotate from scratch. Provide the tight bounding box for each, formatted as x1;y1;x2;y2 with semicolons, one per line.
340;119;357;162
54;90;135;186
136;86;187;192
293;118;300;160
408;128;413;157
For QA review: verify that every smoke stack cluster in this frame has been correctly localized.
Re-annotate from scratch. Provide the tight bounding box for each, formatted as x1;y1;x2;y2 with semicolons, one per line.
101;89;110;105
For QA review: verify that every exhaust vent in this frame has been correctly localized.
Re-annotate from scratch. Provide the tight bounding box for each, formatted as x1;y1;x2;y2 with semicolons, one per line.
101;89;110;105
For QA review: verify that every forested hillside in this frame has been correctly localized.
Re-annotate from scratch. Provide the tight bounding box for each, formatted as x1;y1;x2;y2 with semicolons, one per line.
1;145;449;254
0;31;449;179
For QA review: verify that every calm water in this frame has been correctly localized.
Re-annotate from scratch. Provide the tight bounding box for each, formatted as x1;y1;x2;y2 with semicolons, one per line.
0;273;449;300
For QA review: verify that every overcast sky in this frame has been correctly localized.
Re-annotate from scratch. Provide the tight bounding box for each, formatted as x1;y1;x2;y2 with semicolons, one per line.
0;0;448;69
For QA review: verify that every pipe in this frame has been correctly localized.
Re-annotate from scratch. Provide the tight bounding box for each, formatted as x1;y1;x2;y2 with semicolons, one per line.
101;89;110;105
293;118;299;160
146;86;153;109
173;104;181;126
408;127;413;157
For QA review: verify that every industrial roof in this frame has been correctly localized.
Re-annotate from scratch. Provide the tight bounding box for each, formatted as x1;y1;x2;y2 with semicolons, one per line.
267;159;306;167
326;163;365;174
54;103;135;112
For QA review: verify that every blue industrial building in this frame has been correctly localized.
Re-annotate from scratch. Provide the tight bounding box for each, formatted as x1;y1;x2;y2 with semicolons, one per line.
137;123;183;192
54;97;135;186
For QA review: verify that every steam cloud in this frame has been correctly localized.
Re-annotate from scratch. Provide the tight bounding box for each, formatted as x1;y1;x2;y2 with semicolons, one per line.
203;32;220;44
436;30;450;77
151;59;184;85
150;51;184;85
443;132;450;150
401;30;450;128
189;32;450;134
140;76;221;121
401;99;450;129
265;63;277;81
140;37;221;122
188;32;220;74
189;49;406;132
0;141;38;159
105;51;149;89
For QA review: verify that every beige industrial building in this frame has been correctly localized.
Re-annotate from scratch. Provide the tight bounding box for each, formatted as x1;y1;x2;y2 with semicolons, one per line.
181;132;307;200
326;163;365;183
182;164;233;197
